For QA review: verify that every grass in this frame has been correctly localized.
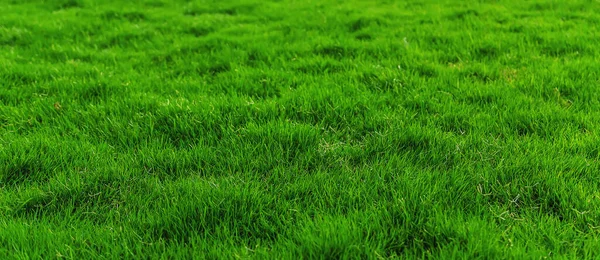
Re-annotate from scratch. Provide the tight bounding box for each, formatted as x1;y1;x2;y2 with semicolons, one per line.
1;0;600;258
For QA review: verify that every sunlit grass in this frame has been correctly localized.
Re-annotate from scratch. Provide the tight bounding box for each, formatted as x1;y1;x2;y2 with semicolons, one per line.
1;0;600;258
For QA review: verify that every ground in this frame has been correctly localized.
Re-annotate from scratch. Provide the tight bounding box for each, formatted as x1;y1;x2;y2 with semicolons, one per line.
1;0;600;258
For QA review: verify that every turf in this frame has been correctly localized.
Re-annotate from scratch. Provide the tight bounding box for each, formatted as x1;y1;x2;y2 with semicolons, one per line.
1;0;600;258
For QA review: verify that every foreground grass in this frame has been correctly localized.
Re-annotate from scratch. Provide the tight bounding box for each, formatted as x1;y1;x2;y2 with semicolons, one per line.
1;0;600;258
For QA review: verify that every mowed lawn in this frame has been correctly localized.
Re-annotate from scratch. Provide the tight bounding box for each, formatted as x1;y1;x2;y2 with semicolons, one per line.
1;0;600;258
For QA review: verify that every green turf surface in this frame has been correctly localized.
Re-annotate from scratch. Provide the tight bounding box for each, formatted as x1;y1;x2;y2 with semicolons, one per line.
1;0;600;258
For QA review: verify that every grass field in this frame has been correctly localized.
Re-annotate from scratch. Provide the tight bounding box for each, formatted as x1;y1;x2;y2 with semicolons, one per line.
1;0;600;258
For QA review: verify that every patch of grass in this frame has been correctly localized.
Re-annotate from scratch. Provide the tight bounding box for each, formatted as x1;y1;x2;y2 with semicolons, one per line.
2;0;600;258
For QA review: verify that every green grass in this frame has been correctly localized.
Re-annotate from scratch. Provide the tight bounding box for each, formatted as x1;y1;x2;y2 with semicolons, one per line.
1;0;600;258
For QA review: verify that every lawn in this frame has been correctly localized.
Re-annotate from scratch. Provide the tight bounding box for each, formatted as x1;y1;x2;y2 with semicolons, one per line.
1;0;600;258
